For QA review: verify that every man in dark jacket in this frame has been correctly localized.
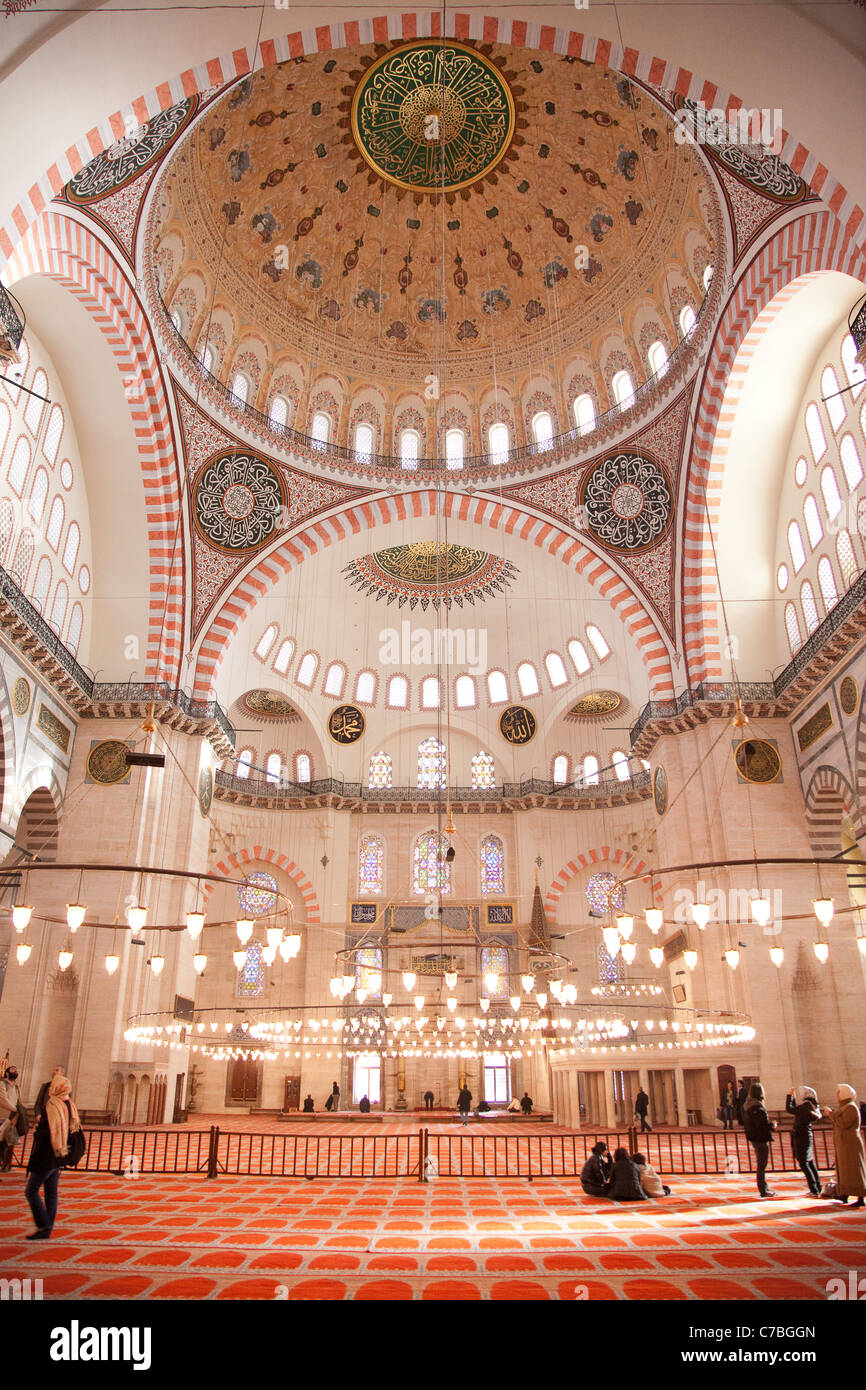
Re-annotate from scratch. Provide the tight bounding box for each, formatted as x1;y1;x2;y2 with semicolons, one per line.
743;1083;778;1197
520;1092;533;1115
736;1080;749;1125
457;1087;472;1126
634;1086;651;1133
580;1141;612;1197
423;1090;435;1111
358;1095;371;1113
608;1147;648;1201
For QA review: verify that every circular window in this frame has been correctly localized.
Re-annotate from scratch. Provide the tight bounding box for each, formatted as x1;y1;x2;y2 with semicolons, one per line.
585;871;625;916
60;460;73;490
776;563;789;592
795;457;808;487
238;871;278;916
79;565;91;594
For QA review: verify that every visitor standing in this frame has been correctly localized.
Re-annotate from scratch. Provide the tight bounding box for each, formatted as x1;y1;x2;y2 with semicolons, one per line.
457;1086;472;1126
721;1082;736;1130
330;1081;340;1113
785;1086;823;1196
25;1075;82;1240
634;1085;651;1133
423;1090;434;1111
736;1079;749;1125
743;1083;778;1198
829;1084;866;1208
0;1064;22;1172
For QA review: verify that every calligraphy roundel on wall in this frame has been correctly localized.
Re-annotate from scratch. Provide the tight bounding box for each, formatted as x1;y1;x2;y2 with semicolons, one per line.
193;449;286;553
11;678;31;716
499;705;537;745
579;451;672;553
652;765;668;816
327;704;366;745
198;765;214;817
66;98;197;203
839;676;858;717
87;740;132;786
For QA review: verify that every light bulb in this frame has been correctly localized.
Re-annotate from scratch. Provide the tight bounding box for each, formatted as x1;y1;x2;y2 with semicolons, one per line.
691;902;710;930
444;970;457;990
382;993;392;1008
193;953;207;975
621;941;637;965
447;997;457;1012
480;997;490;1013
750;897;771;927
233;949;247;970
649;947;664;968
12;904;33;932
266;926;282;949
58;948;73;971
601;927;621;956
278;939;292;963
683;948;698;971
813;941;829;964
127;905;147;932
724;949;740;970
644;908;663;933
414;995;425;1011
66;903;86;931
615;913;634;940
150;955;165;976
16;943;32;965
402;971;416;991
186;911;205;940
104;952;119;975
769;946;784;967
813;898;834;928
507;995;520;1012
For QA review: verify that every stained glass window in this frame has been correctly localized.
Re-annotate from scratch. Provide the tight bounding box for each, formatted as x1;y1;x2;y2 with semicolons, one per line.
237;941;264;997
480;834;504;895
597;942;624;983
368;752;392;788
355;946;382;998
472;752;495;791
480;946;509;999
418;738;446;789
238;871;278;916
586;871;625;916
413;830;451;894
359;835;383;895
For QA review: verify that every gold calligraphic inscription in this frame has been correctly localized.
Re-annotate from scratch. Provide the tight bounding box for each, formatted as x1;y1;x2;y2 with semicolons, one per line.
566;690;623;721
36;704;70;753
352;42;515;192
86;739;132;785
327;704;366;745
652;765;668;816
734;738;782;785
375;541;488;584
797;703;833;753
198;765;213;817
11;678;30;716
499;704;537;745
839;676;858;717
240;689;301;723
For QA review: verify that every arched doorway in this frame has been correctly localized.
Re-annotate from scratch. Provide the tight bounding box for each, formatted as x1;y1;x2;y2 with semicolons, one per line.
15;787;59;861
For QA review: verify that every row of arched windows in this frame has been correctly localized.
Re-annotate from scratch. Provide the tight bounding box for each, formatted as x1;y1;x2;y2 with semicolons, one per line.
552;750;645;786
234;749;312;784
358;830;505;896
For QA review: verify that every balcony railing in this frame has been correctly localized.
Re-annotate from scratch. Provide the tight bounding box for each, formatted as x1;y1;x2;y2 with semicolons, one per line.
215;768;651;804
0;285;24;356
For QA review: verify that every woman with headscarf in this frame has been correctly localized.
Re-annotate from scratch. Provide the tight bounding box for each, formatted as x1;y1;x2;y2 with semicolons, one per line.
24;1075;81;1239
785;1086;824;1196
829;1084;866;1208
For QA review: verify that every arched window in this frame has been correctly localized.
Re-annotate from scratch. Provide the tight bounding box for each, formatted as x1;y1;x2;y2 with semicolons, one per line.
582;754;600;786
355;945;382;997
573;394;596;435
794;456;808;487
66;603;83;657
531;411;553;449
413;830;451;895
545;652;568;687
7;435;31;496
612;370;634;409
445;428;464;469
820;465;842;519
487;670;508;704
388;674;408;708
801;579;819;635
480;834;504;894
237;941;264;999
597;942;624;984
552;754;569;785
821;367;845;431
170;309;183;333
400;428;420;469
323;662;345;697
273;638;294;674
805;403;827;462
841;334;865;399
255;624;278;660
311;411;330;446
236;749;253;779
23;369;48;435
568;639;591;674
199;344;215;374
418;738;446;790
0;498;15;563
488;421;509;461
803;495;823;549
612;750;631;781
368;752;392;789
679;304;696;337
517;662;539;697
28;467;48;526
296;652;318;687
269;394;290;431
471;752;496;791
817;556;838;613
42;404;63;465
836;529;858;588
787;520;806;573
840;435;863;492
295;752;311;783
354;422;374;461
62;521;80;574
32;556;51;612
455;674;476;708
586;625;610;659
784;602;802;654
480;946;508;999
647;340;668;377
355;670;376;705
421;676;441;709
49;581;68;635
11;530;33;588
230;372;250;407
703;265;714;293
266;752;282;784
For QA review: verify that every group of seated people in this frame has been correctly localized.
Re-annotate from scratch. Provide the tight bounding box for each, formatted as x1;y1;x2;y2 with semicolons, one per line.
580;1141;671;1200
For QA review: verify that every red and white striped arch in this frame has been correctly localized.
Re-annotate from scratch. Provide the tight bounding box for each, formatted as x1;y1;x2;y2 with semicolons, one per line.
545;845;662;923
1;13;863;266
681;211;866;684
203;845;321;924
3;212;185;685
802;764;864;857
190;489;676;702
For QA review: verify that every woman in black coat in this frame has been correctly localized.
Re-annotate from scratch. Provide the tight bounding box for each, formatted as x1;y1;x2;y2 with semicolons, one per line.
25;1075;81;1240
608;1147;648;1201
786;1086;823;1196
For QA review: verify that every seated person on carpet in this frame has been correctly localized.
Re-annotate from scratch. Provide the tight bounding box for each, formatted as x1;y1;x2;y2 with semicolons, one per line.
506;1096;522;1113
475;1099;491;1114
520;1092;533;1114
633;1152;671;1197
358;1095;371;1113
580;1141;612;1197
608;1147;648;1201
302;1094;314;1112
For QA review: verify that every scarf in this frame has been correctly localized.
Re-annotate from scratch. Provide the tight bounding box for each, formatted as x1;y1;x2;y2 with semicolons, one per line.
794;1086;818;1105
45;1076;81;1157
837;1084;857;1103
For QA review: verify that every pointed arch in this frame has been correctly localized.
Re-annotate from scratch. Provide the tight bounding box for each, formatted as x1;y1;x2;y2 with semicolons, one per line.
545;845;663;923
802;764;864;855
202;845;320;923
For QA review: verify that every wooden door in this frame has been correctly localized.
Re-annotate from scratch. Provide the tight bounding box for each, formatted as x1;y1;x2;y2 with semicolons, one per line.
229;1058;259;1103
716;1063;737;1102
173;1072;186;1122
284;1075;301;1111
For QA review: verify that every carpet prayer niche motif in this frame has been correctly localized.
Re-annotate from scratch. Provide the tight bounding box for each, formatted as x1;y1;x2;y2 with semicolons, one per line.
343;542;518;610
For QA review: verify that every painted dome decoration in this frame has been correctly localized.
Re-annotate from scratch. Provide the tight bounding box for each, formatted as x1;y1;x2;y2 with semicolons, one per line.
239;690;301;723
343;541;518;609
579;451;672;552
565;691;624;721
193;449;286;552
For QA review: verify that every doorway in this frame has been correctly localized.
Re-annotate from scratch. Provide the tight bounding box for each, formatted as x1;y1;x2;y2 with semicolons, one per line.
227;1058;260;1106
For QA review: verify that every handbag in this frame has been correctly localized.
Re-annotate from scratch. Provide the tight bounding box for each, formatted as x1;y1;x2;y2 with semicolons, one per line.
61;1127;86;1168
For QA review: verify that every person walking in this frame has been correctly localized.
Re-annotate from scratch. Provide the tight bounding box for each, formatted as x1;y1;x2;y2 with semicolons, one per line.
829;1084;866;1208
634;1085;651;1133
0;1064;22;1171
743;1083;778;1198
457;1085;472;1126
25;1075;82;1240
608;1147;648;1201
785;1086;823;1196
580;1141;612;1198
721;1082;736;1130
423;1090;434;1112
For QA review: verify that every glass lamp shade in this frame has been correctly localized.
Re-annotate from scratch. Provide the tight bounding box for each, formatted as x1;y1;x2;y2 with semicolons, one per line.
644;908;663;933
329;976;342;997
601;927;621;957
104;952;119;975
150;955;165;976
615;913;634;940
66;903;86;931
402;971;416;991
690;902;711;930
620;941;637;965
382;993;393;1009
769;946;784;967
236;919;254;945
414;995;425;1012
446;997;458;1012
341;974;355;995
367;973;382;996
724;949;740;970
127;905;147;932
262;945;278;966
356;987;368;1003
232;949;247;970
278;939;291;963
285;933;302;958
16;943;32;965
186;911;205;940
548;978;563;996
58;949;73;971
266;926;282;949
683;949;698;971
509;995;521;1012
813;898;834;928
813;941;829;964
480;997;490;1013
649;947;664;968
857;938;866;958
521;974;535;993
193;953;207;975
484;971;500;994
12;904;33;932
535;992;547;1009
444;970;457;990
750;897;771;927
